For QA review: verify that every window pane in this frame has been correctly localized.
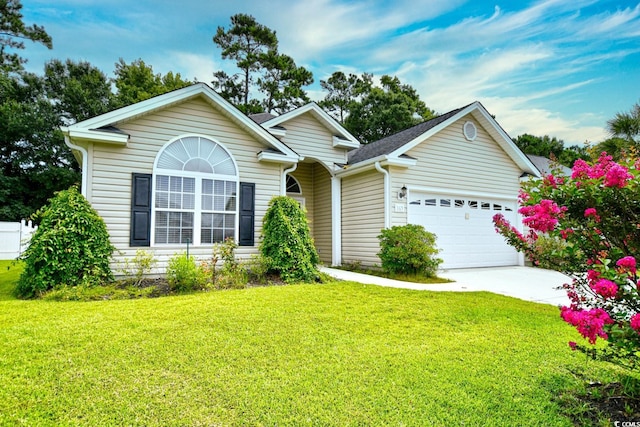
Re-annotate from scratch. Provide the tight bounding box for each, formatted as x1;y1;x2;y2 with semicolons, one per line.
214;195;225;211
481;202;490;210
226;181;236;195
156;175;169;191
440;199;451;207
202;179;213;194
455;199;465;208
425;199;437;206
225;195;236;211
170;176;182;192
183;193;195;209
183;177;195;193
156;192;168;209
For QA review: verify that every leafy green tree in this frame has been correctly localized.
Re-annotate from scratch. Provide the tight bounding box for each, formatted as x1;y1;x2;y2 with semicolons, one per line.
258;50;313;114
213;14;277;112
17;186;115;298
514;133;589;167
113;58;193;107
260;196;319;283
344;75;436;144
44;58;114;122
0;70;78;221
0;0;52;72
319;71;369;123
0;59;115;221
607;102;640;147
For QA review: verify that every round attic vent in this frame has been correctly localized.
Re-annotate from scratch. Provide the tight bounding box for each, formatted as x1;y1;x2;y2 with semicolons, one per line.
463;121;477;141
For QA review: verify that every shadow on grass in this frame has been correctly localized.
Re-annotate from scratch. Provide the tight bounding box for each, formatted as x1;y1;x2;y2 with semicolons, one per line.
542;366;640;426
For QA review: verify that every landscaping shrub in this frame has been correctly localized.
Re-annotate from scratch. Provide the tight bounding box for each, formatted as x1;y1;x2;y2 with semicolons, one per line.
166;252;206;292
120;249;157;286
17;186;115;298
260;196;319;283
377;224;442;277
494;152;640;370
207;237;247;289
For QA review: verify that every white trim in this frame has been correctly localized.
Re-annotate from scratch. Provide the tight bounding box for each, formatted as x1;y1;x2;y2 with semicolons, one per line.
258;151;299;163
336;155;416;178
64;83;299;161
63;135;88;197
385;102;540;177
331;175;342;266
264;103;361;147
406;186;518;202
332;135;359;149
282;163;298;195
374;162;390;229
65;128;129;145
150;134;240;247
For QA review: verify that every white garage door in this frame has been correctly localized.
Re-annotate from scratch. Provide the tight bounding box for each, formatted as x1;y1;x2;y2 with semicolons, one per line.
407;192;519;269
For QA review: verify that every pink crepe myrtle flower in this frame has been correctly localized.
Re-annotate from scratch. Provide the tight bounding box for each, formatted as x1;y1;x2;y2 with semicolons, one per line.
631;314;640;333
584;208;600;222
561;306;613;344
586;269;601;285
572;159;591;180
591;279;618;299
519;199;566;233
568;341;577;350
616;256;637;275
604;164;633;188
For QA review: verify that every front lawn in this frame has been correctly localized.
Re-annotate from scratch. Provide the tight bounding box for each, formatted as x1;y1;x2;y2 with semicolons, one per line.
0;260;620;425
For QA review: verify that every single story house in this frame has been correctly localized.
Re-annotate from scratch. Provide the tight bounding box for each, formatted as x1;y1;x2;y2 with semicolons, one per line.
61;83;540;271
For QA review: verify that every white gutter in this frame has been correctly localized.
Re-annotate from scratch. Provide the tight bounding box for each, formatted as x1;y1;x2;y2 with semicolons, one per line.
282;163;298;195
374;161;390;229
64;134;88;197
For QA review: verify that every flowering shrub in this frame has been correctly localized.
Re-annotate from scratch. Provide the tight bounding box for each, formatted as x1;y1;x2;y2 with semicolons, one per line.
493;153;640;370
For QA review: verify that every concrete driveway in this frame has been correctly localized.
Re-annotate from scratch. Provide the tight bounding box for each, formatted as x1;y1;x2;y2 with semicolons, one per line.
320;266;571;306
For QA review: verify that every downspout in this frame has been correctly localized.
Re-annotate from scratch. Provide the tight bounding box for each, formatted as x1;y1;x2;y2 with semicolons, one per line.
374;161;390;229
64;134;88;197
282;163;298;195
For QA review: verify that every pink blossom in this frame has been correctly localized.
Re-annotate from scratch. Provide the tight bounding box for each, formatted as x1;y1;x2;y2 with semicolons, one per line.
519;199;566;232
572;159;591;180
591;279;618;299
604;164;633;188
588;152;614;179
631;314;640;333
568;341;577;350
583;208;600;223
561;306;613;344
616;256;637;274
560;228;574;239
586;269;601;285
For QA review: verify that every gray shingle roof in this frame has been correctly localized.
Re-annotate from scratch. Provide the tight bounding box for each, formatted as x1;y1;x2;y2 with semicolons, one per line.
347;105;469;164
525;154;573;176
249;112;277;124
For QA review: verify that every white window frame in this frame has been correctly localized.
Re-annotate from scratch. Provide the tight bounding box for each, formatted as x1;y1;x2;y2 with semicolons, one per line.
151;135;239;246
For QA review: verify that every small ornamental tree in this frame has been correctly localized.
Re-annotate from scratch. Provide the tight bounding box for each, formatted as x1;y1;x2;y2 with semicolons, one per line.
493;153;640;370
377;224;442;277
260;196;319;283
17;186;115;298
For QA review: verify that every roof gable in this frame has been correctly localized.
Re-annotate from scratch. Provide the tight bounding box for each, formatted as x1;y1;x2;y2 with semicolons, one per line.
346;101;540;177
62;83;298;161
260;102;360;149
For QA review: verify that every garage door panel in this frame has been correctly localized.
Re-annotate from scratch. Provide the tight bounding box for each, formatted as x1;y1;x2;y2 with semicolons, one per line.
408;192;519;269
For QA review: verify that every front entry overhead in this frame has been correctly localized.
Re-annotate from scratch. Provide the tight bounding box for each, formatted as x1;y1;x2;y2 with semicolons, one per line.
407;191;519;269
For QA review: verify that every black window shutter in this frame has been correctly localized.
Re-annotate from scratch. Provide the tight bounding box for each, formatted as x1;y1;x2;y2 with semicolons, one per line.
130;173;152;247
238;182;255;246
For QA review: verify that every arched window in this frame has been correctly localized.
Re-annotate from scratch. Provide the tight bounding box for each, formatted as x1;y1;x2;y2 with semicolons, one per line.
153;136;238;245
286;175;301;194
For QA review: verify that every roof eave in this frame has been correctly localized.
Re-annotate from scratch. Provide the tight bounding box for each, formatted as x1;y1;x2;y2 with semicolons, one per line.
337;155;416;178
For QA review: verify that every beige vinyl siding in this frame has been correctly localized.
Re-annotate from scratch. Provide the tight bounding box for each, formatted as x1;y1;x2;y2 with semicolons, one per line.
312;163;332;264
400;115;522;202
290;164;314;235
341;170;385;266
280;113;348;168
89;97;282;270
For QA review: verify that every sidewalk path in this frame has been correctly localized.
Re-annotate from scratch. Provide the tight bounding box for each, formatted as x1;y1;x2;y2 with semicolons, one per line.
320;266;571;306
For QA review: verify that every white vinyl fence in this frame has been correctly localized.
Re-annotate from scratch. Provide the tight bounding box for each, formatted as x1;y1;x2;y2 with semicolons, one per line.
0;220;37;260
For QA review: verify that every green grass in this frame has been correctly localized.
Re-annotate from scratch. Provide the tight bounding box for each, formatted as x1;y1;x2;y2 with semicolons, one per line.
0;260;620;425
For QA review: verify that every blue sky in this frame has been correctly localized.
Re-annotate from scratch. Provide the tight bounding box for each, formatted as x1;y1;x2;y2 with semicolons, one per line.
20;0;640;145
